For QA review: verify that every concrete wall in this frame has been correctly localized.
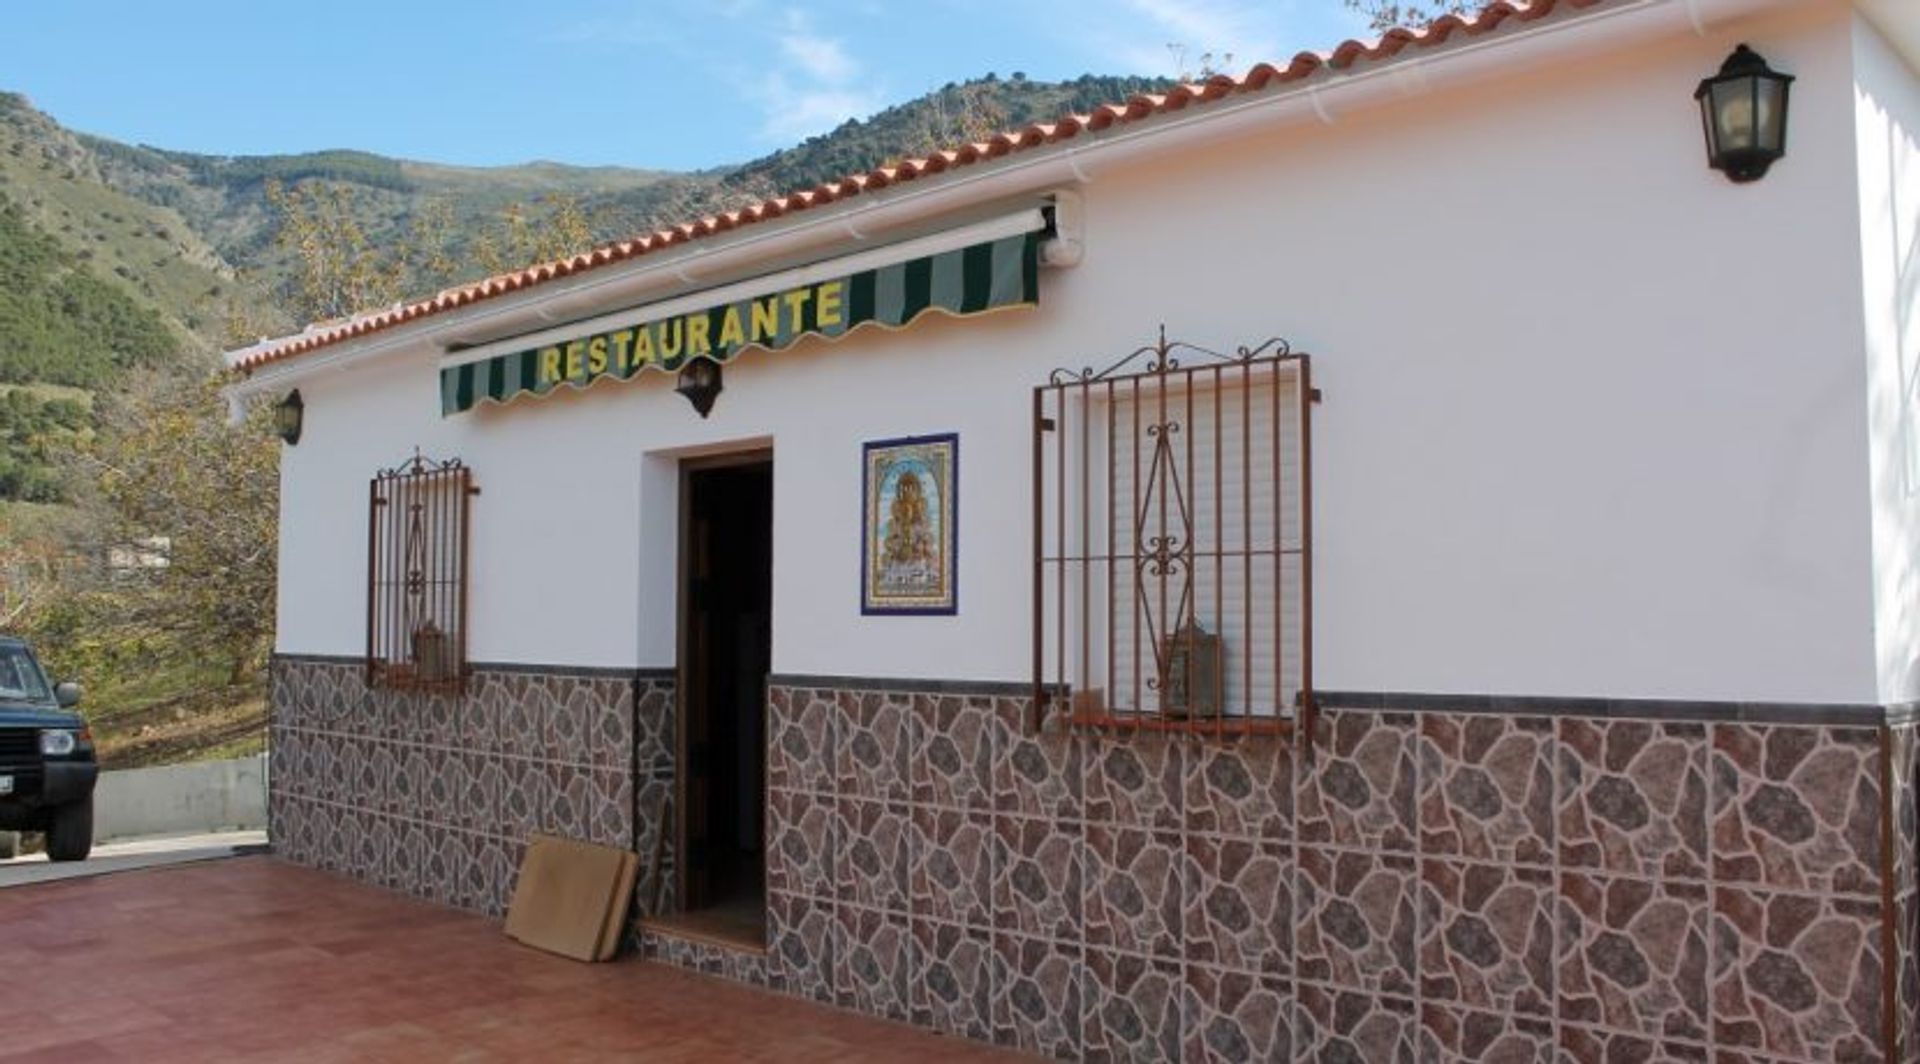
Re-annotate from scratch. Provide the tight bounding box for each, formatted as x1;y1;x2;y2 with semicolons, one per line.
93;755;268;842
273;3;1880;704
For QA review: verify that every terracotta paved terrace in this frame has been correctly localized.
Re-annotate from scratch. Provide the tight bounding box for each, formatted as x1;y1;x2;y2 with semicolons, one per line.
0;857;1025;1062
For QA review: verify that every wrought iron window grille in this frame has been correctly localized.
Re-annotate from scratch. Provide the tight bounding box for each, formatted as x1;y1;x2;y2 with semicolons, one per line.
1034;327;1316;742
366;450;478;694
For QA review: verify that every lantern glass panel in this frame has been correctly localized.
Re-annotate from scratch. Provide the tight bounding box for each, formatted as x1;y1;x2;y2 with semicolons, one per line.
1754;77;1787;152
1710;79;1762;151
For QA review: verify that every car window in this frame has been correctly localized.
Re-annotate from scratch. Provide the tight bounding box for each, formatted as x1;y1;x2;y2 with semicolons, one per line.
0;646;52;702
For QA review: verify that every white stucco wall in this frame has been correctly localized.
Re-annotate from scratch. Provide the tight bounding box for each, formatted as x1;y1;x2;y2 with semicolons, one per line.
275;2;1884;704
1855;13;1920;705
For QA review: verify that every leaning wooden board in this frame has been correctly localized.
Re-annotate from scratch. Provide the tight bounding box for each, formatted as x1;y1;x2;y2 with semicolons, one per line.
505;834;636;962
596;849;640;961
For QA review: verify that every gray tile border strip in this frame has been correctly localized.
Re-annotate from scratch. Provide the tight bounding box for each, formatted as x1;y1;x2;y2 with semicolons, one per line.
766;677;1915;725
471;661;674;680
768;674;1036;696
269;653;672;681
271;652;361;666
1316;689;1897;725
274;654;1914;726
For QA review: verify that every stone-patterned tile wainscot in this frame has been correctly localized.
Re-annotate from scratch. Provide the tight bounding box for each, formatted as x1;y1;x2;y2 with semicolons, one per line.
755;690;1914;1061
759;684;1318;1060
1892;719;1918;1064
276;662;1920;1063
269;657;675;921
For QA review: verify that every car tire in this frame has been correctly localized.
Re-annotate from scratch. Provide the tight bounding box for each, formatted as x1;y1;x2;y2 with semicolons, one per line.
45;799;91;862
0;831;15;860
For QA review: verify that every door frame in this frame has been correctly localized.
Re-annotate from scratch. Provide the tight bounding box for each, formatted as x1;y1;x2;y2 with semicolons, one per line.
673;447;774;914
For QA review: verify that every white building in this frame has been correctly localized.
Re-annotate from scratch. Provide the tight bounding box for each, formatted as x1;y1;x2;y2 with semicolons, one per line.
230;1;1920;1059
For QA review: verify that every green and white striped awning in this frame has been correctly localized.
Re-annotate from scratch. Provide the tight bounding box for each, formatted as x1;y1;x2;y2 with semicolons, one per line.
440;226;1042;416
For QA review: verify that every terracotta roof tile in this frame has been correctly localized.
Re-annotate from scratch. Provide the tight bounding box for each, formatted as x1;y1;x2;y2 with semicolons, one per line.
232;0;1609;374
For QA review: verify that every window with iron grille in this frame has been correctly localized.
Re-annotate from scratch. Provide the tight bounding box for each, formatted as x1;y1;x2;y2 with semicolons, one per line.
367;453;476;693
1034;330;1314;737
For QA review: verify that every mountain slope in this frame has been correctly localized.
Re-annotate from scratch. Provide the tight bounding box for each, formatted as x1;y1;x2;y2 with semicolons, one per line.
2;71;1176;355
732;73;1173;194
0;92;286;351
67;73;1174;319
80;138;681;286
0;199;176;385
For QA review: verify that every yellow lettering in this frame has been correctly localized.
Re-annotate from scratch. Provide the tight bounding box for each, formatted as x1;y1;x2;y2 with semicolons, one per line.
632;325;654;366
564;340;584;380
611;329;634;370
751;297;779;341
538;346;561;383
686;314;711;356
587;335;609;375
718;306;745;349
816;280;844;327
784;288;812;333
659;318;683;359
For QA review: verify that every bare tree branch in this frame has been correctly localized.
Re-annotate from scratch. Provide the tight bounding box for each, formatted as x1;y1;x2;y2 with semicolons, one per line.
1344;0;1476;32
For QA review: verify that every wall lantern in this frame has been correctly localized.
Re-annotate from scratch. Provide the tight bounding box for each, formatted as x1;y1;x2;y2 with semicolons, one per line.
273;389;304;445
675;359;723;418
1695;44;1793;183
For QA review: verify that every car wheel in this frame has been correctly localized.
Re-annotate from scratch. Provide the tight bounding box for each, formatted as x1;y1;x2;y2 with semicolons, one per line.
45;799;92;862
0;831;15;860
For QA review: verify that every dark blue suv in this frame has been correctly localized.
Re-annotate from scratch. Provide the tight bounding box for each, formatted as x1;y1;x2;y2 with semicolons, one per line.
0;637;96;861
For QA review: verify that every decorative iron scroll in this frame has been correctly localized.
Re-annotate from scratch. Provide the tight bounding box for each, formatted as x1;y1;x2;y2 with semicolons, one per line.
1034;327;1314;740
367;451;477;693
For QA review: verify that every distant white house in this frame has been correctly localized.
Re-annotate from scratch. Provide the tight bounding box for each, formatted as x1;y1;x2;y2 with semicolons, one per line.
106;535;168;573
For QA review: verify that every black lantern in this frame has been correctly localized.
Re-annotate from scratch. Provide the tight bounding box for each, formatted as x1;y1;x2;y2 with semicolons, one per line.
675;359;723;418
1695;44;1793;183
273;389;304;445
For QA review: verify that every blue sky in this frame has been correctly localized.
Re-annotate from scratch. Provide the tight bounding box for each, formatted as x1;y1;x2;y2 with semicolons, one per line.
1;1;1371;171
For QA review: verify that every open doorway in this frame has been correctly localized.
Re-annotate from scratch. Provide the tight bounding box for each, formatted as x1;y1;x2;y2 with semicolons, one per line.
673;451;771;947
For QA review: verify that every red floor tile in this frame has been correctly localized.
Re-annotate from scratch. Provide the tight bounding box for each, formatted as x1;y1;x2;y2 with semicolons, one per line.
0;857;1026;1062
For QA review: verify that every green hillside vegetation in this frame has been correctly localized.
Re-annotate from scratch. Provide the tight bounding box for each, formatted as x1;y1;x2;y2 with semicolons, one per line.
163;147;413;193
25;375;280;769
0;194;174;503
732;74;1174;195
65;74;1172;319
0;200;177;387
0;95;287;351
6;75;1179;342
79;135;678;306
0;389;87;502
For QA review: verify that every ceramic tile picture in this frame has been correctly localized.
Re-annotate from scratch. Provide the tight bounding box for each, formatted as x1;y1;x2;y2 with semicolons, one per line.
862;433;957;615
